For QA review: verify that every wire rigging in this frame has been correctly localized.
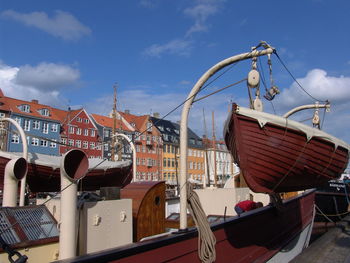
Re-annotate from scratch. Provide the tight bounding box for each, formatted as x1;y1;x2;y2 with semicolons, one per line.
273;50;327;103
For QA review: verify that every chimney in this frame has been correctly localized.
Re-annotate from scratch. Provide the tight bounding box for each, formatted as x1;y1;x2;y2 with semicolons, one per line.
125;110;130;114
153;112;160;118
32;99;39;104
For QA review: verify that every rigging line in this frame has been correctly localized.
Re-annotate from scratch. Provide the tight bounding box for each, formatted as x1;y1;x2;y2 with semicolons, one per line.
320;103;327;129
258;57;277;114
273;50;327;103
193;78;247;103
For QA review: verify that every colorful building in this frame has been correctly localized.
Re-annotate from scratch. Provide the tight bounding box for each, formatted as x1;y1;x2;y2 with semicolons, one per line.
90;113;135;161
0;96;61;156
53;108;102;158
120;112;162;181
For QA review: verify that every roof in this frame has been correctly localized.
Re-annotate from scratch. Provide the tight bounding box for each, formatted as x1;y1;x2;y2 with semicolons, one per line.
91;113;133;132
119;111;148;132
0;96;62;122
150;117;204;149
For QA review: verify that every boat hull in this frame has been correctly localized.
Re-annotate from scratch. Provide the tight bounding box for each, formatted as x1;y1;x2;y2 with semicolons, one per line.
54;190;315;263
224;104;349;193
0;155;132;192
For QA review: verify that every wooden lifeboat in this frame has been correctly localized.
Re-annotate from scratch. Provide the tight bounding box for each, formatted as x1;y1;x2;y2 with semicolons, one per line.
224;104;350;193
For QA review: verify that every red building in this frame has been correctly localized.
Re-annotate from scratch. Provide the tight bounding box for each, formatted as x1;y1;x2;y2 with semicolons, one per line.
53;108;102;158
120;112;163;181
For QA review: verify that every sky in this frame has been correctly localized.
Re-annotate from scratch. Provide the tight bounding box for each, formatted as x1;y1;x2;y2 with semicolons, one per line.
0;0;350;149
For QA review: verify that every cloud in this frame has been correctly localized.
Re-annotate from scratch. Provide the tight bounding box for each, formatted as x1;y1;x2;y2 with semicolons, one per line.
0;61;80;107
184;1;220;36
276;69;350;108
143;0;223;57
15;62;80;90
143;39;193;58
1;10;91;41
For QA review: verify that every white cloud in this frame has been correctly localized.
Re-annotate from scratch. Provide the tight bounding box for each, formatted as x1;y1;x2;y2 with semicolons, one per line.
1;10;91;41
143;0;223;57
0;61;80;107
143;39;193;58
184;1;220;36
15;63;80;90
277;69;350;108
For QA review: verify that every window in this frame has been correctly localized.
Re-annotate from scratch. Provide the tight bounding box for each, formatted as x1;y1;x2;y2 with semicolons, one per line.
84;129;88;136
51;124;58;132
42;123;49;134
146;122;152;131
104;130;109;137
104;143;109;151
136;158;140;165
68;139;74;146
33;120;40;130
40;140;48;147
50;140;57;148
69;126;75;134
91;129;95;137
21;104;30;113
41;108;49;116
24;119;30;131
76;128;81;135
76;117;82;122
76;140;81;148
11;134;19;144
90;142;95;149
172;158;175;167
83;141;88;149
84;119;89;123
61;138;67;145
31;138;39;146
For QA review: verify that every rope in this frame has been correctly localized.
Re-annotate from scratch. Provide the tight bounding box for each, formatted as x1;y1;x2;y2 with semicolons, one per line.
315;204;335;223
186;182;216;263
273;51;327;103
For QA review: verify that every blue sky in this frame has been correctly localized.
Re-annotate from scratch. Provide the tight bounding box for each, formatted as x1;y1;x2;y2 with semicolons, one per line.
1;0;350;147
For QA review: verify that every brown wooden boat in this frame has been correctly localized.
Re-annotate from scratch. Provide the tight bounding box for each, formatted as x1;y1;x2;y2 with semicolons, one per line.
224;104;350;193
54;189;315;263
0;151;132;192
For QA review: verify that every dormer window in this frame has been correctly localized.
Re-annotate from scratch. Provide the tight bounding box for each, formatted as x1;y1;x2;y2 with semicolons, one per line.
20;104;30;113
40;108;50;116
146;122;152;131
174;129;179;135
131;123;136;127
158;126;164;131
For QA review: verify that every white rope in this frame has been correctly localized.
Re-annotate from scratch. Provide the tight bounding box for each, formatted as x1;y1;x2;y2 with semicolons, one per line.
186;182;216;263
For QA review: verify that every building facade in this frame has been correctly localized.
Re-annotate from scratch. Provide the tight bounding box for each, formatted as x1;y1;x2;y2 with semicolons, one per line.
54;108;102;158
121;112;163;181
90;113;135;161
2;97;61;155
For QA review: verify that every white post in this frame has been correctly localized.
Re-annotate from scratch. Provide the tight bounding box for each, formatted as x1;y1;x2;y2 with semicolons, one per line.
2;157;27;207
179;46;274;229
0;118;28;206
59;149;88;260
112;133;137;182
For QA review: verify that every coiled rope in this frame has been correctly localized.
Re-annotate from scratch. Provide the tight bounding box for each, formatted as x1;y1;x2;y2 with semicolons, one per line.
186;182;216;263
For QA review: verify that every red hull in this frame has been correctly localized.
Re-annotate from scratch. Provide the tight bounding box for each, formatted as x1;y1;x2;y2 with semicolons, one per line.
224;104;349;193
54;190;315;263
0;155;132;192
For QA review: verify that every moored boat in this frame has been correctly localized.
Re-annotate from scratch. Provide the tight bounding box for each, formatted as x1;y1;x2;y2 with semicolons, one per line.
0;151;132;193
224;104;350;193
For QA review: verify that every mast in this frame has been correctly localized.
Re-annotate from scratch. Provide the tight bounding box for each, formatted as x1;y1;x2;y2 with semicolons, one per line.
212;111;217;187
111;84;117;161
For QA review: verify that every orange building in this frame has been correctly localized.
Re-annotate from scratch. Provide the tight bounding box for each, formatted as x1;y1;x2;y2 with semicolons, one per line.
120;112;163;181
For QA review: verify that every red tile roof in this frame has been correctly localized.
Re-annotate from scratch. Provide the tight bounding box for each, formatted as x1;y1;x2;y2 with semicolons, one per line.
0;96;62;122
91;113;133;132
